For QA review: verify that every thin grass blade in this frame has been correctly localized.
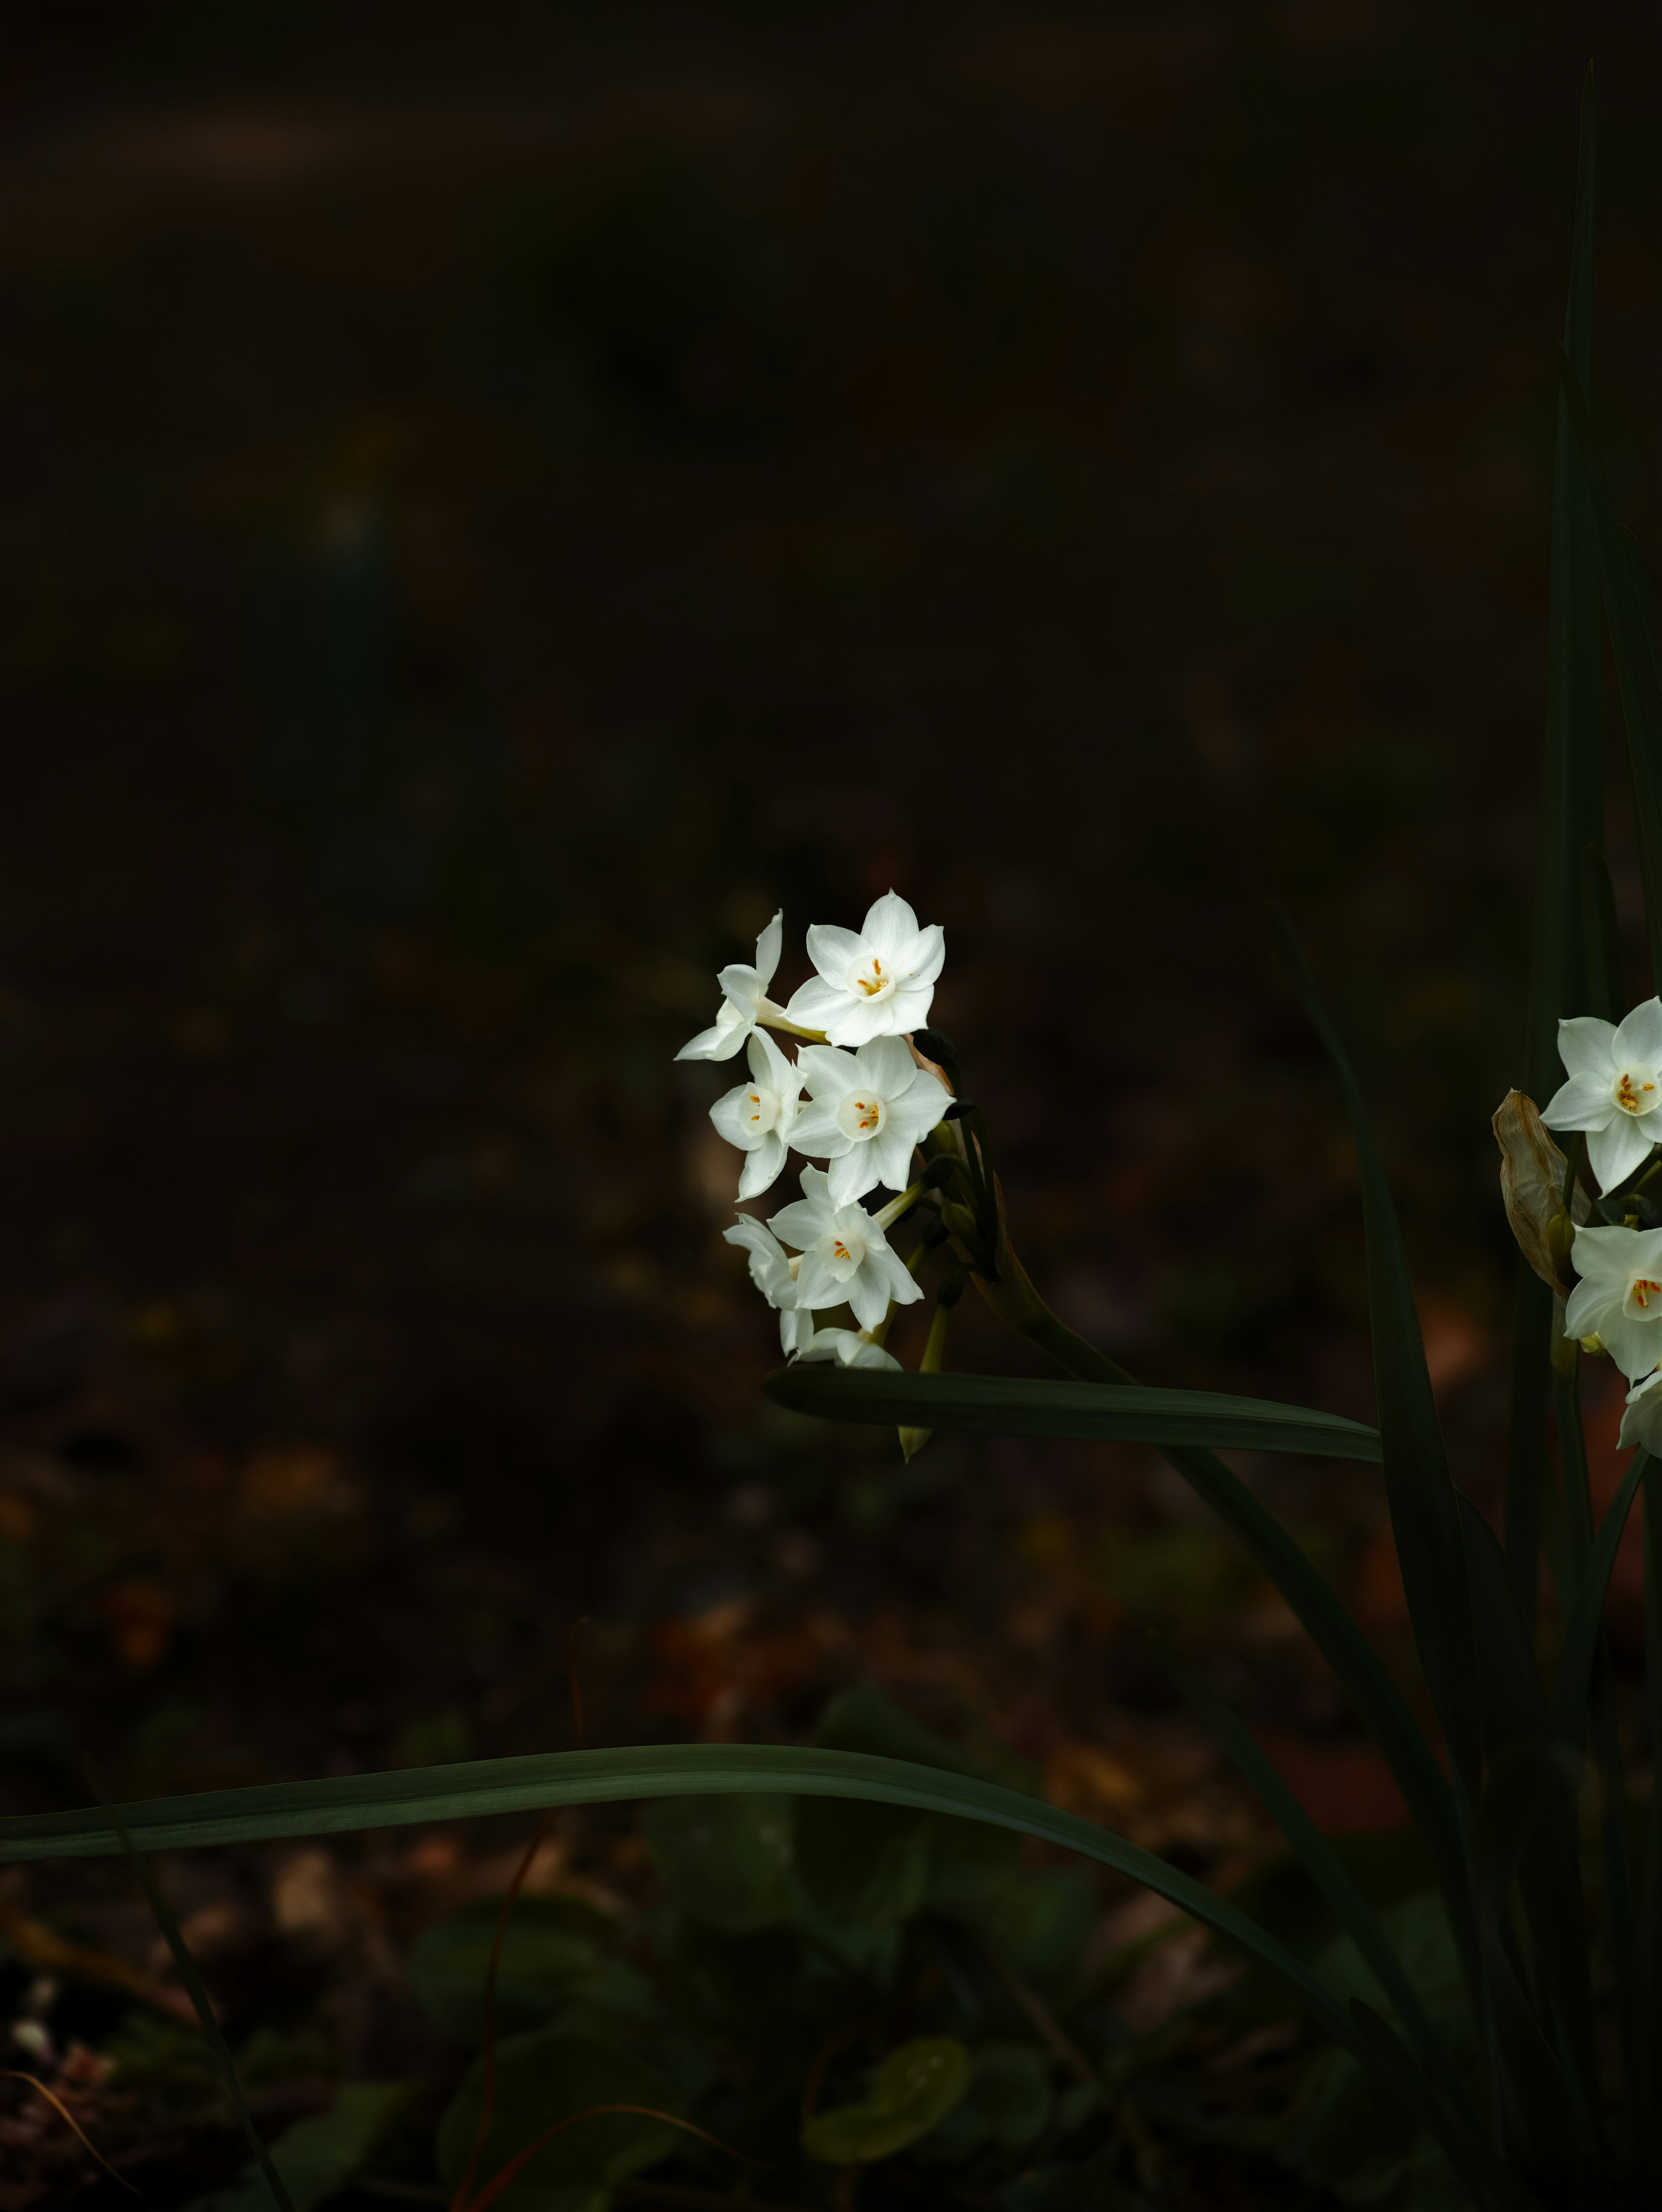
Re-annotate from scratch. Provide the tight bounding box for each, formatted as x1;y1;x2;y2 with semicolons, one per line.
1271;908;1482;1798
90;1769;296;2212
764;1368;1382;1460
1549;1448;1646;1739
1643;1459;1662;2099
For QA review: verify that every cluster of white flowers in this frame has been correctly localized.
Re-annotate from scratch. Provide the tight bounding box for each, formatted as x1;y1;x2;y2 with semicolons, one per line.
677;893;952;1367
1541;997;1662;1449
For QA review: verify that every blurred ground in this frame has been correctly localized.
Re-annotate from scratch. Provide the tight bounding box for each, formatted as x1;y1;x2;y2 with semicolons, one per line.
0;3;1660;2198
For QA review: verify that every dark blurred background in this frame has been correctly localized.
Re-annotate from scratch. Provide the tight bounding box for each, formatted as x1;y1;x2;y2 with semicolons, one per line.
3;0;1661;1836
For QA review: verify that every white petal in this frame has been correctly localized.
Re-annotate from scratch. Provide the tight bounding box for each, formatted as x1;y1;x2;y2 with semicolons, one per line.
738;1132;787;1200
1557;1016;1618;1077
1567;1223;1642;1279
822;997;893;1048
1614;997;1662;1065
1541;1072;1618;1130
718;961;763;1016
886;979;937;1031
899;922;945;988
1563;1276;1616;1341
676;1013;746;1061
858;1035;916;1093
804;922;868;984
869;1126;918;1193
888;1080;951;1146
846;1267;892;1330
828;1149;881;1207
844;1336;902;1371
793;1252;843;1311
798;1044;857;1096
780;1305;808;1355
1587;1114;1655;1192
754;910;783;990
789;1101;848;1157
749;1026;799;1094
860;891;919;961
871;1242;925;1305
797;1164;834;1206
784;975;846;1028
711;1086;764;1152
1600;1308;1662;1381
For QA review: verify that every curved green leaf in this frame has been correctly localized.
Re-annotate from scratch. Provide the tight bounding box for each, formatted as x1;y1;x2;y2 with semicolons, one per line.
764;1367;1382;1461
0;1739;1440;2130
802;2036;968;2164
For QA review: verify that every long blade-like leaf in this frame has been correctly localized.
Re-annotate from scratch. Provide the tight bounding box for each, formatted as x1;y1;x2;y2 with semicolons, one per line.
1643;1459;1662;2096
1272;909;1482;1800
1458;1499;1600;2139
1153;1637;1447;2078
0;1742;1459;2152
1559;351;1662;989
1549;1447;1647;1739
987;1291;1481;2025
764;1369;1382;1460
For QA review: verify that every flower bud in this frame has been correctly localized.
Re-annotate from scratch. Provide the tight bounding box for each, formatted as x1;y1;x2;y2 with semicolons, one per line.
911;1027;961;1083
920;1154;959;1192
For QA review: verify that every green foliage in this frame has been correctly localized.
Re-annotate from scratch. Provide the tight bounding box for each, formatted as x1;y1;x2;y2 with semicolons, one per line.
766;1366;1384;1461
643;1791;793;1932
185;2083;410;2212
408;1894;653;2044
802;2035;970;2163
436;2031;679;2212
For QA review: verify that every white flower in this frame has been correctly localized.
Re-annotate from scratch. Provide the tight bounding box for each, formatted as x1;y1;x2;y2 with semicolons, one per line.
709;1030;805;1200
676;910;786;1061
722;1215;808;1355
1563;1223;1662;1379
1541;1000;1662;1189
789;1035;950;1205
795;1326;901;1372
1618;1365;1662;1452
768;1165;925;1332
784;891;944;1048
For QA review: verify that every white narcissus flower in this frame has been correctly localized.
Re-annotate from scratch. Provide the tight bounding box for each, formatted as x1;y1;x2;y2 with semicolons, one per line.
1618;1366;1662;1452
768;1166;925;1332
709;1030;805;1200
1541;999;1662;1189
676;910;786;1061
785;891;944;1048
789;1035;950;1205
1563;1223;1662;1379
795;1326;901;1371
722;1215;807;1355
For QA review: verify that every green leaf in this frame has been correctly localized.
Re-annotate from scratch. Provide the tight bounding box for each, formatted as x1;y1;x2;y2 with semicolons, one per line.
1153;1637;1450;2083
915;2041;1052;2160
407;1896;648;2044
435;2030;677;2211
1549;1447;1647;1741
801;2036;969;2164
763;1367;1382;1461
1457;1499;1600;2138
1643;1458;1662;2108
1558;350;1662;989
186;2083;410;2212
792;1688;1019;1929
0;1741;1452;2113
1271;909;1482;1803
644;1792;793;1932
